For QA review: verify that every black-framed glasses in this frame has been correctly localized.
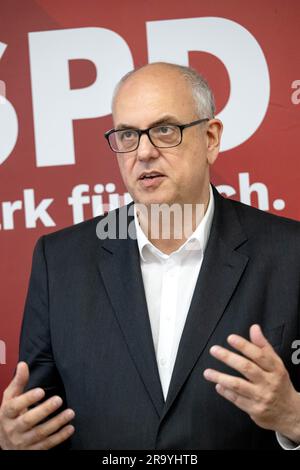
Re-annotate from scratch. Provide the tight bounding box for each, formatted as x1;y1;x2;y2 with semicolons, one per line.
104;118;209;153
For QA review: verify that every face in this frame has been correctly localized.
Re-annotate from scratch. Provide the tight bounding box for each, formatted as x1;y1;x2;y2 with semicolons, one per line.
112;64;222;207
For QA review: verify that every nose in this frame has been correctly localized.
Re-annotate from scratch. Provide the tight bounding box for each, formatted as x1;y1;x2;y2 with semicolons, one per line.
136;133;160;161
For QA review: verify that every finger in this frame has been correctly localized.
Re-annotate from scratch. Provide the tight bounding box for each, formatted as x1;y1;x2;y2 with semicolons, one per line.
16;395;64;432
23;408;75;447
209;345;263;382
203;368;255;399
3;362;29;401
227;333;277;372
215;384;254;414
28;425;75;450
4;388;45;419
249;324;269;348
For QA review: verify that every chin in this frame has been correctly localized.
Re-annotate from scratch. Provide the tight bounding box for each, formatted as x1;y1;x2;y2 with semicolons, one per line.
136;195;176;208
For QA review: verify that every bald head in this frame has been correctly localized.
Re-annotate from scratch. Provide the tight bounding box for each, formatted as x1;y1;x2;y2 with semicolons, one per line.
109;61;222;210
112;62;215;120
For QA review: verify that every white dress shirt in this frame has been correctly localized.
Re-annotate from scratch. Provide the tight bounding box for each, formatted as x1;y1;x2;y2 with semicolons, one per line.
134;184;299;450
134;184;214;400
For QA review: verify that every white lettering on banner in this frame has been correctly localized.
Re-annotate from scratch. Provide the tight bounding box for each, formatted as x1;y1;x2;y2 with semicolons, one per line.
0;173;286;231
0;189;55;230
29;27;133;167
146;17;270;152
217;172;285;211
1;20;271;167
0;42;18;165
68;183;132;224
24;189;55;228
1;199;22;230
0;340;6;365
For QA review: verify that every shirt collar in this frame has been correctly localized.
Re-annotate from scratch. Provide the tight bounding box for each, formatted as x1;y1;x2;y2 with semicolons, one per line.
134;184;215;262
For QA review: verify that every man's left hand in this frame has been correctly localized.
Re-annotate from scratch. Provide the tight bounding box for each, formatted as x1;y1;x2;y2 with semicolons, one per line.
203;324;300;443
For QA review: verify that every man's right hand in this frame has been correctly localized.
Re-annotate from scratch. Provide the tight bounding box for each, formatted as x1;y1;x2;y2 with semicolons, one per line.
0;362;75;450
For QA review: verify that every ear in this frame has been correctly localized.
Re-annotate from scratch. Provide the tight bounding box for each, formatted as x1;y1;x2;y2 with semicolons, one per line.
206;119;223;165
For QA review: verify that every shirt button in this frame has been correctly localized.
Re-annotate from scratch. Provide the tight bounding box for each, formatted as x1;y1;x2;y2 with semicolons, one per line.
160;358;167;367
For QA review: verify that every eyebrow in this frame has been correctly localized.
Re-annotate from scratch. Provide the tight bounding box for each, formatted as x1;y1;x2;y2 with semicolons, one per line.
115;115;181;130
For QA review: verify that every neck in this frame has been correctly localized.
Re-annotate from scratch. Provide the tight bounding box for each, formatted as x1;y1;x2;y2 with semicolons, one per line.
136;188;210;255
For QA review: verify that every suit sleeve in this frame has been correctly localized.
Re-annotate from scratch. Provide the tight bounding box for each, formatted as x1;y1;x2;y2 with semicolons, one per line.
19;236;65;402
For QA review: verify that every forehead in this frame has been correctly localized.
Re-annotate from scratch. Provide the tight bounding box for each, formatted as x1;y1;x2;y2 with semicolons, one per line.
112;67;196;128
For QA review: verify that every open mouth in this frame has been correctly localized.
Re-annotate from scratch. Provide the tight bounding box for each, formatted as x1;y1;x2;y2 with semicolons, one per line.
140;175;162;180
139;172;165;180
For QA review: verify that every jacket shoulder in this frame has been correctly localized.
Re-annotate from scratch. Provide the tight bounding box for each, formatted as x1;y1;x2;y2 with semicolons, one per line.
220;196;300;262
228;197;300;235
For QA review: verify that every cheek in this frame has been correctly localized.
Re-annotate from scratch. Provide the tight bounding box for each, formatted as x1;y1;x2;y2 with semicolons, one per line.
189;142;208;169
180;151;208;186
117;157;135;184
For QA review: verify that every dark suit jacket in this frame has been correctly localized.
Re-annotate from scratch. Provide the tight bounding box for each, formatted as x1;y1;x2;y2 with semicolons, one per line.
19;186;300;450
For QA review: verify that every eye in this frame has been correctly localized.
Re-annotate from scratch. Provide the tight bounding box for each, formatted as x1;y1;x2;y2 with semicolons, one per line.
120;130;136;140
157;126;173;135
151;125;176;137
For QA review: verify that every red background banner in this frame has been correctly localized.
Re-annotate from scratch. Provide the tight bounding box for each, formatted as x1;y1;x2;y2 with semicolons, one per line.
0;0;299;395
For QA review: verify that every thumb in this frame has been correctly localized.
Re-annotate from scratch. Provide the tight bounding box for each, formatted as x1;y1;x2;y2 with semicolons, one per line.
249;324;270;349
4;362;29;400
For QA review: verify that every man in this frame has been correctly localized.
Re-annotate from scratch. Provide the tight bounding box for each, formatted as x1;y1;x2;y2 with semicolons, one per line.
0;62;299;450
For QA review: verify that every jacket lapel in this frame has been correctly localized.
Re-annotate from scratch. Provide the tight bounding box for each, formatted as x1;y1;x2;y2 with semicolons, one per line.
96;190;250;421
161;188;249;419
96;205;165;418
